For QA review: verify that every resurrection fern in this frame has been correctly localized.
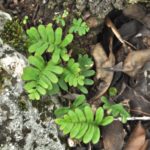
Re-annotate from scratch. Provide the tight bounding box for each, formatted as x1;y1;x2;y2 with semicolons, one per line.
55;106;114;144
22;55;63;100
63;58;85;87
53;10;69;26
61;55;95;94
55;95;89;117
108;87;118;97
101;96;130;123
77;54;95;93
27;24;73;63
69;18;89;36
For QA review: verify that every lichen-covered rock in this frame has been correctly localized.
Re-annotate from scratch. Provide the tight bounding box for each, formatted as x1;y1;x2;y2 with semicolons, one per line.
0;44;27;80
0;10;11;31
0;11;65;150
88;0;124;19
0;44;65;150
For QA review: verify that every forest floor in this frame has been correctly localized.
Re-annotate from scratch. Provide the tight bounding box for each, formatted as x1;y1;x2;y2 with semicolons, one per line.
1;0;150;150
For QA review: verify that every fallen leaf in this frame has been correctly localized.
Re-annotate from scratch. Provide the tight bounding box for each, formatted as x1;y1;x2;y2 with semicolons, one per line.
140;140;149;150
106;17;125;45
102;121;125;150
123;4;146;21
91;42;115;100
123;48;150;77
124;122;146;150
86;17;99;28
106;17;136;52
123;4;150;29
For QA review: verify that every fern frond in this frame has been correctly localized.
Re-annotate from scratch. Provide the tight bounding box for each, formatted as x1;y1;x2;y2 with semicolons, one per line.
63;58;85;87
22;55;63;100
69;18;89;36
77;54;95;93
101;96;130;123
54;95;88;117
27;24;73;63
55;106;114;144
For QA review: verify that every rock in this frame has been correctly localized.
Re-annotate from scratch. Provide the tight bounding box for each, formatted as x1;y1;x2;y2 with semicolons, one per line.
76;0;87;13
0;10;12;31
0;11;65;150
0;44;65;150
0;44;27;80
88;0;124;20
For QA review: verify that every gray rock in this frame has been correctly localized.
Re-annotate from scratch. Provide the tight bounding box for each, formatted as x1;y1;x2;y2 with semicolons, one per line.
0;43;65;150
0;11;12;31
0;11;65;150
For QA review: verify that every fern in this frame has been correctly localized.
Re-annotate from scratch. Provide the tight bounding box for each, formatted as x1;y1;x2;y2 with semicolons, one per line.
55;95;88;117
27;24;73;63
22;55;63;100
55;106;114;144
77;54;95;93
53;10;69;27
63;58;85;87
69;18;89;36
61;55;95;94
101;96;130;123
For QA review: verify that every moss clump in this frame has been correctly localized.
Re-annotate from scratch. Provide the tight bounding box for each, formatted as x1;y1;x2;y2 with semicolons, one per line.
1;18;27;51
18;96;28;111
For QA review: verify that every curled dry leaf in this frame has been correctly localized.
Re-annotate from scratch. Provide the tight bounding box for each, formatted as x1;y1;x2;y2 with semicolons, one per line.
106;17;125;45
140;140;149;150
124;122;146;150
86;17;99;28
123;49;150;77
106;17;136;50
102;121;125;150
91;42;115;100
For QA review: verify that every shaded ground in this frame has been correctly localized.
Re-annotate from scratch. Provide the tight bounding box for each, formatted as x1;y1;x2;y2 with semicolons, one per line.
1;0;150;150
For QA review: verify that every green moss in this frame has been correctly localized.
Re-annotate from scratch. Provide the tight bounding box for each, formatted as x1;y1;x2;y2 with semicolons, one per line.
18;96;28;111
1;18;28;51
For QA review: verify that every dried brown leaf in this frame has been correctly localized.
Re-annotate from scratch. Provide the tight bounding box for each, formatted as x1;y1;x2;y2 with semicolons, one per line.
124;122;146;150
86;17;99;28
140;140;149;150
91;43;115;100
123;49;150;76
102;121;125;150
106;18;125;45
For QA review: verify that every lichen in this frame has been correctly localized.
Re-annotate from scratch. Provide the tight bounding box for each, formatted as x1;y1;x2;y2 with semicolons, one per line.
0;18;28;51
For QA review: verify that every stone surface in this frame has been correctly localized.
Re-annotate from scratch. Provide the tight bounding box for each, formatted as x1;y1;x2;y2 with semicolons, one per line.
0;11;65;150
0;10;11;31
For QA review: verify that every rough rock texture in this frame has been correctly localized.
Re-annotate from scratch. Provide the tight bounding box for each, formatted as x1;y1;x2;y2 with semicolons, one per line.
0;10;11;31
0;11;65;150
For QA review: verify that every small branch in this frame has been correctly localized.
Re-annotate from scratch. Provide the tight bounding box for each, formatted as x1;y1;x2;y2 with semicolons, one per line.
114;116;150;121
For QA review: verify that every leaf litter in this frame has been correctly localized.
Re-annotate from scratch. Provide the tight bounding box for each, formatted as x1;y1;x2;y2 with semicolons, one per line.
89;3;150;150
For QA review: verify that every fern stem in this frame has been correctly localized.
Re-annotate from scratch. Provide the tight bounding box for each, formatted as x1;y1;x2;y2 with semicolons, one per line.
115;116;150;121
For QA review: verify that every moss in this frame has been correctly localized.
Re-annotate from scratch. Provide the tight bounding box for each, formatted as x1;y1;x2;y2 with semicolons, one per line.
0;17;28;51
18;96;28;111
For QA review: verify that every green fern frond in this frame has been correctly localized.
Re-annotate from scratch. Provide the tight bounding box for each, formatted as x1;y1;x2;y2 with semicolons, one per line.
27;24;73;63
69;18;89;36
63;58;85;87
22;55;63;100
55;106;114;144
101;96;130;123
54;95;88;117
77;54;95;93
